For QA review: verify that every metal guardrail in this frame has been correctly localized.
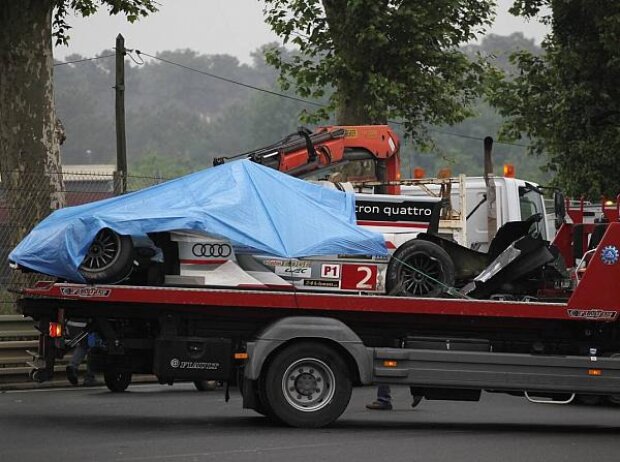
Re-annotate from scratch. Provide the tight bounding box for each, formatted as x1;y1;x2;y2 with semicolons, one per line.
0;315;41;388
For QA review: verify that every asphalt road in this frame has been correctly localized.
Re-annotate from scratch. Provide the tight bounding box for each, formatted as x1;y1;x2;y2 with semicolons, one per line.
1;383;620;462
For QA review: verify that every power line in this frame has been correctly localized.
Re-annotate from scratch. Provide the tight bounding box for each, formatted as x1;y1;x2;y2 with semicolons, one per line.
133;50;324;108
387;120;530;148
133;49;529;148
54;54;115;67
429;128;530;148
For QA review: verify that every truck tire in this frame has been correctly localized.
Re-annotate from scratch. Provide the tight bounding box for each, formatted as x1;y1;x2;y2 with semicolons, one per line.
79;228;134;284
104;370;132;393
387;239;455;297
259;341;352;428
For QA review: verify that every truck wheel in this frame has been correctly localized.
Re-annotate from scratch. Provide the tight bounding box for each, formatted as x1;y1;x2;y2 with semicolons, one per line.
79;228;134;284
259;342;352;428
104;370;132;393
387;240;455;297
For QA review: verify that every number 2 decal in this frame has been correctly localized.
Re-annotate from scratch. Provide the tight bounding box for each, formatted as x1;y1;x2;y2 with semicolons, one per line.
341;264;378;291
355;266;373;289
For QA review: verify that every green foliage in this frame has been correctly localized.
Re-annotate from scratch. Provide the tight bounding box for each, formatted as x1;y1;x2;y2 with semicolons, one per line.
55;44;317;175
55;34;554;183
263;0;494;140
487;0;620;198
52;0;158;45
128;152;196;189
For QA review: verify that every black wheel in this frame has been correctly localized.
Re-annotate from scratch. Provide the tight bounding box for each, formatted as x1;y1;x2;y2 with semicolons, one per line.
104;370;132;393
79;228;134;283
194;380;218;391
30;369;47;383
259;342;352;428
387;240;455;297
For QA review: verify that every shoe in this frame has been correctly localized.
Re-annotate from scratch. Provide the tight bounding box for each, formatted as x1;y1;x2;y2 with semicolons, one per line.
366;400;392;410
83;376;99;387
66;366;78;386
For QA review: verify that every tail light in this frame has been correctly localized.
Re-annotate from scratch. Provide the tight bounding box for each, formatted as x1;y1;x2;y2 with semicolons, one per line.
48;322;63;338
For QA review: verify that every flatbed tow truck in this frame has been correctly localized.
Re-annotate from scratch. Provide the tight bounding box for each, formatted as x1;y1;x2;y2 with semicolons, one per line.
13;125;620;427
16;215;620;428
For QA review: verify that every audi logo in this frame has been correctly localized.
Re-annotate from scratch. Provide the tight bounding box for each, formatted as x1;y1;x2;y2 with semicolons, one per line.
192;243;232;258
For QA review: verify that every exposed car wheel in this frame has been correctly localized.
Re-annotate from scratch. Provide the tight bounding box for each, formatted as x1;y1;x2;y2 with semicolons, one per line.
194;380;218;391
259;342;352;428
79;228;134;283
104;370;132;393
387;239;456;297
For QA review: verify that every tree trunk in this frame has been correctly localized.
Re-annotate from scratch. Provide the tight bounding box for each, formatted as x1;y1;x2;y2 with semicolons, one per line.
323;0;389;183
323;0;388;126
0;0;65;254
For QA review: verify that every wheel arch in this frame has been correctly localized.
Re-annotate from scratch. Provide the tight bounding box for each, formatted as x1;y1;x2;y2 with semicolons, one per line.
244;316;373;386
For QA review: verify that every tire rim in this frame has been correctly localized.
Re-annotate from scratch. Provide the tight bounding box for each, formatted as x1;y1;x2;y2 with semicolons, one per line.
281;358;336;412
81;229;123;271
400;253;442;296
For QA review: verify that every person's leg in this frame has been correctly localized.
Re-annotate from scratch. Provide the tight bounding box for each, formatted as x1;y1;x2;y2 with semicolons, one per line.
366;385;392;410
82;348;99;386
66;341;88;385
377;385;391;403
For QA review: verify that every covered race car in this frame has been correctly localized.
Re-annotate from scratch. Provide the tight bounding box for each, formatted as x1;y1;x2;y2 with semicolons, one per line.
10;158;563;298
9;159;448;295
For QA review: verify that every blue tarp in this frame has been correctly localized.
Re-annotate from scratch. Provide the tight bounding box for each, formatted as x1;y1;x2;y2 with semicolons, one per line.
9;160;387;282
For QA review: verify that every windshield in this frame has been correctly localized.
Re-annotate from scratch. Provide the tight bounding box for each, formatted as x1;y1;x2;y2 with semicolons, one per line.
519;186;547;239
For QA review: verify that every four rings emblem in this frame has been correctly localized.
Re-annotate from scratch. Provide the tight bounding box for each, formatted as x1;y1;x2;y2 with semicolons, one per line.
192;243;232;258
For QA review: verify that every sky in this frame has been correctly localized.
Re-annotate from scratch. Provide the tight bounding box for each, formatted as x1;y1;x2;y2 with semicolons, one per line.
54;0;549;64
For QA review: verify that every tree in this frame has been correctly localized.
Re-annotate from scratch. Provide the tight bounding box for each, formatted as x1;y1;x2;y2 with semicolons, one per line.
0;0;157;248
487;0;620;198
262;0;494;138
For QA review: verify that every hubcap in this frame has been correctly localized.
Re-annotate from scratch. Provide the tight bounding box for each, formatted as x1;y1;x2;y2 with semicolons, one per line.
400;253;442;296
282;358;335;412
81;229;122;271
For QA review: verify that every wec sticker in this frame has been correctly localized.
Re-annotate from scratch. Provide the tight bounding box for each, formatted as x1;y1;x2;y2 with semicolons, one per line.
567;309;618;321
275;266;311;278
60;287;111;298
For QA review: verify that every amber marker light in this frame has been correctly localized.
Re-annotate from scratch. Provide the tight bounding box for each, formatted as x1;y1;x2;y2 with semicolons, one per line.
413;167;425;179
437;168;452;179
503;163;515;178
234;352;249;360
48;322;62;338
588;369;602;376
383;360;398;367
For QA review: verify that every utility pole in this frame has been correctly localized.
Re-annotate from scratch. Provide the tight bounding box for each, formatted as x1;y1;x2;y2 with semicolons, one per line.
484;136;497;241
114;34;127;195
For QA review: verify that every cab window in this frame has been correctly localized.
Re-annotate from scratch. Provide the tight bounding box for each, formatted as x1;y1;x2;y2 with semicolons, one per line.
519;186;547;239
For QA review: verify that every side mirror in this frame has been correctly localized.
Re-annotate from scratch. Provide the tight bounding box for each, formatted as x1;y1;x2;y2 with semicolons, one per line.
554;191;566;229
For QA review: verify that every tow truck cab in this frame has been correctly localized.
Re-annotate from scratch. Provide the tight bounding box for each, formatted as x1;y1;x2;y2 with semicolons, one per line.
401;176;550;251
